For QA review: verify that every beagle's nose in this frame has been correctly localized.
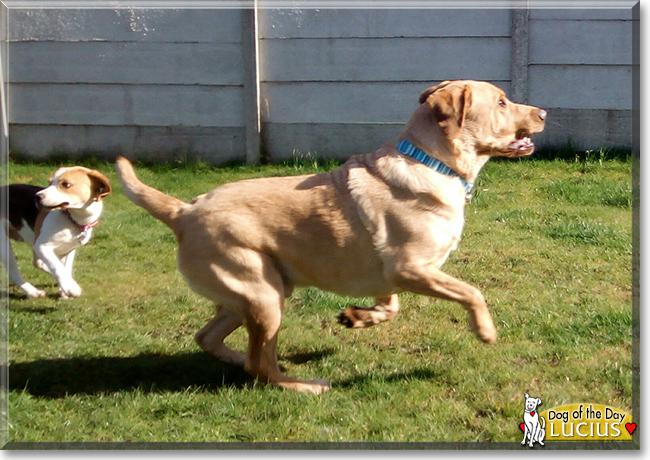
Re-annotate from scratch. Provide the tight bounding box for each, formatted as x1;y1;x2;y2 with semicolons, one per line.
538;109;547;121
34;191;44;207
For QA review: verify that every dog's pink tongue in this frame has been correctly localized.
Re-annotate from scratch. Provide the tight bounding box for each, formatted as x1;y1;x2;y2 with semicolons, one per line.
509;137;534;152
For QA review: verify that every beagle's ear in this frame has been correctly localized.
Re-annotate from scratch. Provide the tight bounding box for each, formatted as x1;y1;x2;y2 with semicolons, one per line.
420;83;470;139
89;170;112;201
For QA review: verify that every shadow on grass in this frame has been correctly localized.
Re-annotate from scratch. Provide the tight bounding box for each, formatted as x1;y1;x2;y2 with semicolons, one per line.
282;348;336;365
7;352;252;398
335;367;445;389
12;306;58;315
8;348;339;399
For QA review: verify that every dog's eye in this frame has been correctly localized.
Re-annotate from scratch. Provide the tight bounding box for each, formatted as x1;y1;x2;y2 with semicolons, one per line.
498;100;507;108
60;182;72;189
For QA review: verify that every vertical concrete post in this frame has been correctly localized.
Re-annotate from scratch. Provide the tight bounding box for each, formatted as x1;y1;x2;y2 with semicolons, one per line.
241;4;261;164
0;4;8;169
510;8;529;104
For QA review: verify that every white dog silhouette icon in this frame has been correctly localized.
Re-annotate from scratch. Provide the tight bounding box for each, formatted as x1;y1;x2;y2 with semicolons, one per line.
521;393;545;447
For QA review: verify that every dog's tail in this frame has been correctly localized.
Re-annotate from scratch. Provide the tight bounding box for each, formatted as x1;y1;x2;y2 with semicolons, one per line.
115;157;188;234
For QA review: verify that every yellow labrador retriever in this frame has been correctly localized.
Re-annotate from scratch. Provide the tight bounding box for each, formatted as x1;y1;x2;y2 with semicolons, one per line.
116;80;546;394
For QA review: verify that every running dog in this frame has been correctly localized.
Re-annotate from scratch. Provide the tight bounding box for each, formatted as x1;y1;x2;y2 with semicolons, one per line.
1;167;111;299
117;80;546;394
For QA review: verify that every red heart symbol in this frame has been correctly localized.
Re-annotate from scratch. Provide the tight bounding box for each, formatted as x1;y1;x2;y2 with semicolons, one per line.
625;423;637;435
519;423;525;432
530;412;535;416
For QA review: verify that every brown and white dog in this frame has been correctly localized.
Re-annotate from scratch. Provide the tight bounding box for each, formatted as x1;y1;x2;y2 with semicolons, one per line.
117;80;546;394
1;167;111;299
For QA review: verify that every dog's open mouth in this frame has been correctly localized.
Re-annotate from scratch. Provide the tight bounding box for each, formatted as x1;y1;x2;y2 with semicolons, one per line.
37;200;70;210
50;202;70;210
508;136;535;156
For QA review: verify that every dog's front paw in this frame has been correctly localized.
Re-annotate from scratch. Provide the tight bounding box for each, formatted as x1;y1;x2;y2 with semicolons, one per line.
24;287;47;299
59;280;82;299
469;314;498;344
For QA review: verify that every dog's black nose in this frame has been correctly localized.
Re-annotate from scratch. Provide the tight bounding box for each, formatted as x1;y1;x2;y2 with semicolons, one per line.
538;109;547;121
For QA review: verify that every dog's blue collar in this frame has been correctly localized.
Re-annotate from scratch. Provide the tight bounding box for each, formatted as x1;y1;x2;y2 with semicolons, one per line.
396;139;473;195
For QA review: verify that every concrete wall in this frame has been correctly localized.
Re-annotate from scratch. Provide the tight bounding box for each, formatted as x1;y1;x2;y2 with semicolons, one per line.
8;9;250;163
527;8;634;149
4;7;637;164
259;9;513;160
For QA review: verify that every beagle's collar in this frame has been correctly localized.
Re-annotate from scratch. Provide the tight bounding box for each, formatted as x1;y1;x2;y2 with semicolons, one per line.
397;139;473;195
63;209;99;233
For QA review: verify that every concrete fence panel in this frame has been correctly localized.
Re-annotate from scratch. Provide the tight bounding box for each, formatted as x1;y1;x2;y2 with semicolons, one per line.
7;8;248;163
2;6;637;164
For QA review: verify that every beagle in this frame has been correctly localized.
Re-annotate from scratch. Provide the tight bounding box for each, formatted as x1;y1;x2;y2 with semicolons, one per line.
1;166;111;299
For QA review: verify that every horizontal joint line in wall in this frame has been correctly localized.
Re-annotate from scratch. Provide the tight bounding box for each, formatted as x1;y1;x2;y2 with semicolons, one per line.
266;122;405;125
8;123;245;129
9;82;245;88
527;63;633;67
259;80;511;84
260;35;511;40
7;40;244;45
531;18;634;22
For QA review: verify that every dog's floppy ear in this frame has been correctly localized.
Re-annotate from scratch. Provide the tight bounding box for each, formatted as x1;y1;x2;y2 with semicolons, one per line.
420;82;470;140
88;170;112;201
536;398;542;406
524;393;530;399
418;81;450;104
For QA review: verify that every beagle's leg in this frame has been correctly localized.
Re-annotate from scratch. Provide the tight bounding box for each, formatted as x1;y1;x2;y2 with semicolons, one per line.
195;305;246;367
33;243;81;299
337;294;400;328
1;227;46;298
388;260;497;343
34;255;53;275
35;249;74;276
61;250;76;277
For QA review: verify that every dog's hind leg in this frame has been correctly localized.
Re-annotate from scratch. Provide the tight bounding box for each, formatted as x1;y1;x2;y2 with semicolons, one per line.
180;246;330;394
337;294;400;328
240;262;330;395
195;305;246;367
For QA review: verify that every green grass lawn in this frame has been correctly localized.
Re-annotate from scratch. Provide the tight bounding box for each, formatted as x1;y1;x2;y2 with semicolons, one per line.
2;155;633;444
